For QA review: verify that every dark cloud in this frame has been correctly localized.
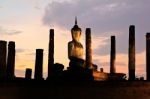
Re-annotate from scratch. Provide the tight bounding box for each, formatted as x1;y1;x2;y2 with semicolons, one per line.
93;58;109;67
0;26;22;35
93;38;110;55
43;0;150;55
16;49;26;53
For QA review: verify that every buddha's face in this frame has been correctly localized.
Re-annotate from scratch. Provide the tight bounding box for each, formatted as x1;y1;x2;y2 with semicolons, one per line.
72;30;81;42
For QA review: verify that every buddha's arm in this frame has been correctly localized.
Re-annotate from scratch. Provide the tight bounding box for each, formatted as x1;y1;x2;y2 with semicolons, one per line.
77;44;83;59
79;48;83;58
68;42;73;59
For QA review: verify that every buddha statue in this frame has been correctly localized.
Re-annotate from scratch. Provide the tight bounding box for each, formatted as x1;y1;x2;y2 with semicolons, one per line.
68;18;83;60
68;18;84;68
66;18;94;81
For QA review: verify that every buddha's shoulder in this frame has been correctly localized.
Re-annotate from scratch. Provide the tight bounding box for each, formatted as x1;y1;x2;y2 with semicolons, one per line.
68;41;73;44
68;41;83;47
68;41;74;46
68;41;74;47
78;43;83;48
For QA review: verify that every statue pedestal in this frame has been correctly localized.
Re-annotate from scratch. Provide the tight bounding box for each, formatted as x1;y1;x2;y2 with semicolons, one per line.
68;57;85;69
63;57;93;81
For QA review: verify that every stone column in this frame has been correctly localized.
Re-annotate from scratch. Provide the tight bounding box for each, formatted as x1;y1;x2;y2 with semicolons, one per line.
128;25;135;80
48;29;54;78
25;68;32;80
34;49;43;80
0;40;7;80
6;41;16;79
85;28;92;69
110;36;116;74
146;33;150;81
100;68;103;72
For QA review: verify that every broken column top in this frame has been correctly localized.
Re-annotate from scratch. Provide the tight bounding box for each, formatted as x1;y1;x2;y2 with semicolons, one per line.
25;68;32;79
8;41;15;46
86;28;91;33
129;25;135;28
0;40;7;44
129;25;135;32
50;29;54;33
9;41;15;44
111;35;115;39
36;49;43;52
146;33;150;38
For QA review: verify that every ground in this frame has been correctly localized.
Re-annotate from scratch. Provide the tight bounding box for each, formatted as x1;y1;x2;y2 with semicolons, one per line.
0;81;150;99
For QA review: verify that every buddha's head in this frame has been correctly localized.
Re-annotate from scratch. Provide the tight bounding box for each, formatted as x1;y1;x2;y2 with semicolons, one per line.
71;17;82;42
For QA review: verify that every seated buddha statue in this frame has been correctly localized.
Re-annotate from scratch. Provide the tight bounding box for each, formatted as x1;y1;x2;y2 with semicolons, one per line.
68;18;84;68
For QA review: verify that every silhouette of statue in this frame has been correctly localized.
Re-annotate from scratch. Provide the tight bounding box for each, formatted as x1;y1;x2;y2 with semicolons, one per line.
67;17;85;69
68;17;83;60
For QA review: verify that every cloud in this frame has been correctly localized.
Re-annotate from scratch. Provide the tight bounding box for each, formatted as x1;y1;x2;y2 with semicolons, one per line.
16;48;26;53
42;0;150;55
136;64;146;78
93;38;110;55
0;26;22;35
15;69;47;78
94;61;126;67
18;65;26;68
26;52;35;56
15;69;25;77
34;6;41;10
25;51;47;56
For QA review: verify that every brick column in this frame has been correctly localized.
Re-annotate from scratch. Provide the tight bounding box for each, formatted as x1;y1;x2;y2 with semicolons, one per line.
25;68;32;80
146;33;150;81
6;41;16;79
110;36;116;74
48;29;54;79
85;28;92;69
34;49;43;80
128;25;135;80
0;40;7;80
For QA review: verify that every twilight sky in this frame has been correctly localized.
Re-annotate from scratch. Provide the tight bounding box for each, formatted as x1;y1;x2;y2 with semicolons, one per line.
0;0;150;78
